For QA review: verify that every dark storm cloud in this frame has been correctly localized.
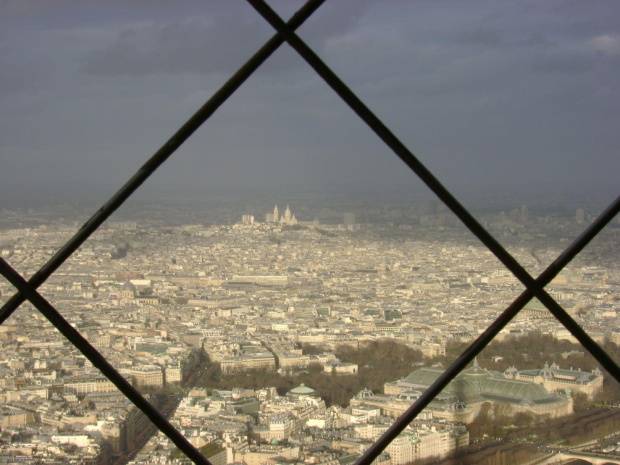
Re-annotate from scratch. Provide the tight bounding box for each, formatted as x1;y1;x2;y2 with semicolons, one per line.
454;28;503;47
1;0;619;205
0;63;38;93
80;1;371;78
82;18;268;76
524;33;549;47
530;51;598;74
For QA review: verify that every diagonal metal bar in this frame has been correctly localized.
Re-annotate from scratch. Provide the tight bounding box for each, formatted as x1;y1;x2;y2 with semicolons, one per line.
246;0;620;379
245;1;620;459
0;257;211;465
0;0;325;326
0;2;615;465
244;0;533;290
531;196;620;383
355;194;620;465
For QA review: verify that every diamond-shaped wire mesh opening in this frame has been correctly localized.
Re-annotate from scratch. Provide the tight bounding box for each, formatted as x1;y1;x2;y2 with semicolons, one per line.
1;1;619;464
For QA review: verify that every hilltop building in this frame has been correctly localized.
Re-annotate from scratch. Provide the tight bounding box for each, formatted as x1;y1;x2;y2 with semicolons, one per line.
266;205;297;225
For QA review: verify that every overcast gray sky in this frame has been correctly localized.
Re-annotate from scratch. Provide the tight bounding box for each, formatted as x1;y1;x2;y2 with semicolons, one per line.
1;0;619;206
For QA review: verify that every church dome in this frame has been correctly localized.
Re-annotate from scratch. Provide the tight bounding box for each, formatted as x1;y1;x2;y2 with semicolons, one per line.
122;280;136;291
288;383;317;396
356;388;374;399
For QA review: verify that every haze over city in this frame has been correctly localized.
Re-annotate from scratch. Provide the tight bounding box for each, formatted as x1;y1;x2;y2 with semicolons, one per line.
1;2;619;465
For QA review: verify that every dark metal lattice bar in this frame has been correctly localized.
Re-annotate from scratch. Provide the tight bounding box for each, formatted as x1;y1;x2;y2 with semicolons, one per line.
0;1;617;464
356;194;620;465
0;1;324;462
0;0;325;326
244;1;620;461
246;0;620;378
0;256;212;464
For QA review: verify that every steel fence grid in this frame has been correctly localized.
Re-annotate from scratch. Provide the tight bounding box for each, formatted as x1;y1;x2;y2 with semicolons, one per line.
0;1;618;464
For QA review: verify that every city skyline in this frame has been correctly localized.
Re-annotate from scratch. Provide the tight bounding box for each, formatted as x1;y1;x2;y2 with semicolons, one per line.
0;204;618;464
1;2;619;464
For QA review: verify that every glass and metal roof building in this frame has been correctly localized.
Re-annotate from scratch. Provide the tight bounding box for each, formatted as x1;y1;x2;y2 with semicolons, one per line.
386;359;573;419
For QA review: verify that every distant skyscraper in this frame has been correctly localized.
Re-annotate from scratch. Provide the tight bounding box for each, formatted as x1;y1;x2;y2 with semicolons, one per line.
427;201;438;215
575;208;585;224
520;204;529;222
344;212;356;226
343;212;359;231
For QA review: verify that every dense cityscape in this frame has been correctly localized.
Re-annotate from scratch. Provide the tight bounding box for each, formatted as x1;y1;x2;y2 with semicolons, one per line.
2;0;619;463
0;196;618;465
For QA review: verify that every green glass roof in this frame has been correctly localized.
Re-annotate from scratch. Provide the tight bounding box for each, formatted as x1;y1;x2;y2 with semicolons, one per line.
401;362;564;405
